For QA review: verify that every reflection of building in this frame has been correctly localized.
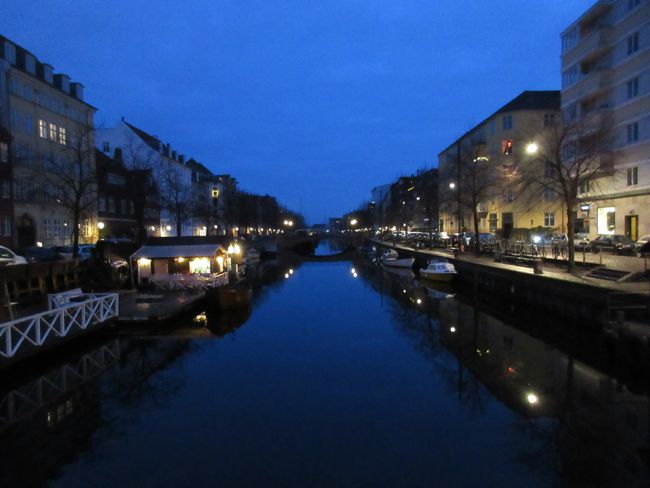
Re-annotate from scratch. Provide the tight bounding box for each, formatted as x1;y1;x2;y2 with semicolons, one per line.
438;91;561;239
0;35;97;248
561;0;650;240
370;183;392;229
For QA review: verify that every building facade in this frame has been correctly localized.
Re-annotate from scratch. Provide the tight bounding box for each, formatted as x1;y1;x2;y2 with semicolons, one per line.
561;0;650;240
0;35;97;249
438;91;562;239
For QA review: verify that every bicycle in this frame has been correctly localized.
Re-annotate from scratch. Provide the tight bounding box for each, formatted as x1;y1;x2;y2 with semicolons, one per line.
551;243;567;260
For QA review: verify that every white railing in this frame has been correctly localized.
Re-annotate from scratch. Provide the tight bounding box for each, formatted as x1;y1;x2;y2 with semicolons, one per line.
0;293;119;359
0;340;120;431
150;272;229;291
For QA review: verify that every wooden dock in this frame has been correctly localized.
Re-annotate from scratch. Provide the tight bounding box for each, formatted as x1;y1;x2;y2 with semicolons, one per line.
117;290;206;322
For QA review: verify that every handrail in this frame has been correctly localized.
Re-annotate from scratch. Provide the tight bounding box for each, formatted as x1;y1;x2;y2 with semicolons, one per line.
0;293;119;359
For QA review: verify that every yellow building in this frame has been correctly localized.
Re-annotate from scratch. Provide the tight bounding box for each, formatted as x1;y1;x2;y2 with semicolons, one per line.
438;91;562;239
0;35;97;248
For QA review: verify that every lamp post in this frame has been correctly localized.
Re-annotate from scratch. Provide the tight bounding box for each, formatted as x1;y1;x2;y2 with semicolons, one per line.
97;221;105;241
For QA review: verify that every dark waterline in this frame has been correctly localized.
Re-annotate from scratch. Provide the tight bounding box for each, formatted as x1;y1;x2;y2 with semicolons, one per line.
2;258;649;487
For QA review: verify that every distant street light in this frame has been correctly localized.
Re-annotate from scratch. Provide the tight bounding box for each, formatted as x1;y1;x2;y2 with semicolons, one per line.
449;182;456;190
526;143;538;155
350;219;358;226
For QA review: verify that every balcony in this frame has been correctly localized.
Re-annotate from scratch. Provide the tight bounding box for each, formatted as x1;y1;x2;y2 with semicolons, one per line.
562;69;612;106
562;26;613;68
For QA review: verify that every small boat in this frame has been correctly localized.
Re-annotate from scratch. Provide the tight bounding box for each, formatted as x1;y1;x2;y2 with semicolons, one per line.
245;248;261;263
419;261;457;283
381;250;414;269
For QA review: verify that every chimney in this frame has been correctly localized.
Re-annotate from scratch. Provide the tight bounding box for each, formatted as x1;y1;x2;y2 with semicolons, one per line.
172;150;177;161
179;154;185;164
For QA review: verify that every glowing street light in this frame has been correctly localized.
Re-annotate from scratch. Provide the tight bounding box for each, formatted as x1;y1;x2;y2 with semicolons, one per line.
449;182;456;190
350;219;358;226
526;143;538;155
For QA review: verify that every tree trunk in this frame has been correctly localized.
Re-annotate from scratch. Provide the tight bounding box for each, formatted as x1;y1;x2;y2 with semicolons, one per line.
72;209;81;258
566;202;575;272
473;203;480;255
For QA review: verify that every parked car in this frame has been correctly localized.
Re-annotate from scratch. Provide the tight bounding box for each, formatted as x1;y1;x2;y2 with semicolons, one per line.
18;247;65;262
574;233;590;251
78;244;95;263
0;246;27;265
51;245;74;259
635;235;650;256
589;235;636;254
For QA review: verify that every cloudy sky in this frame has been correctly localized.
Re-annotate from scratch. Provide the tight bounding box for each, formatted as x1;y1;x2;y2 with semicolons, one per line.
3;0;595;223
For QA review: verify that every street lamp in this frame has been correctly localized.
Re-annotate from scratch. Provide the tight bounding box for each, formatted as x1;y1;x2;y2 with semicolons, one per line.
526;142;538;155
97;221;105;240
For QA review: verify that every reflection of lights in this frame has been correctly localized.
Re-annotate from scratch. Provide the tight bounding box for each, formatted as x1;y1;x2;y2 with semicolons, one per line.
284;273;290;279
416;298;422;304
352;272;358;278
403;289;406;294
193;312;207;325
351;267;356;274
450;326;456;333
289;269;294;274
526;393;539;405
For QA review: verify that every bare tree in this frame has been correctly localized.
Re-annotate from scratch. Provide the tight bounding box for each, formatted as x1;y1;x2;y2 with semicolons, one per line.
41;125;97;257
121;133;159;242
518;114;613;270
160;160;193;236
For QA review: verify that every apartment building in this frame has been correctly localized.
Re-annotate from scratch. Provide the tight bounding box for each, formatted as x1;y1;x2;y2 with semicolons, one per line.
438;91;561;239
0;35;97;248
561;0;650;240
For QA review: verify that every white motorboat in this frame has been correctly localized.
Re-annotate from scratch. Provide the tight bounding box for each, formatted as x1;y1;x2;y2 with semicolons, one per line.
381;250;414;269
419;261;457;283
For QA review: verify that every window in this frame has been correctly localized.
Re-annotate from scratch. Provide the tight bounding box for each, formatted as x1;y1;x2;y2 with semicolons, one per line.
10;110;20;130
4;42;16;64
52;220;61;238
562;65;579;88
544;212;555;227
3;216;11;237
629;0;641;9
627;122;639;143
1;180;10;199
25;54;36;74
82;219;91;238
107;173;125;185
544;163;555;179
0;143;7;163
98;195;106;212
502;115;512;130
544;113;555;127
489;213;498;232
102;141;110;152
23;113;33;134
58;127;67;145
627;32;639;55
129;201;135;215
108;196;115;212
579;180;590;194
543;187;554;201
48;123;57;141
8;78;19;95
212;187;220;198
121;199;127;214
502;140;513;155
627;167;638;186
627;77;639;99
43;219;53;238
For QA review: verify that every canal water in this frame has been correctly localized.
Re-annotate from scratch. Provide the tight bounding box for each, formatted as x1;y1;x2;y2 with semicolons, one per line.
1;251;649;487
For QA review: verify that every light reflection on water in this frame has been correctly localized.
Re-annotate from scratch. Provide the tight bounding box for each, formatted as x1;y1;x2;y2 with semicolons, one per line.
0;256;648;487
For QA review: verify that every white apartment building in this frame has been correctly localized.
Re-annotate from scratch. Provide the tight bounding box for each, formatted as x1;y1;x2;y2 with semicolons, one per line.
95;120;198;237
561;0;650;240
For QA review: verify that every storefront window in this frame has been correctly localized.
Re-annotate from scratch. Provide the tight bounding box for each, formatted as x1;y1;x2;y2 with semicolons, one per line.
597;207;615;235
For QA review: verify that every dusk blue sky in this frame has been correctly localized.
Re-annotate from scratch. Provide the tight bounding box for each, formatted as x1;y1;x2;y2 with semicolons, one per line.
3;1;594;224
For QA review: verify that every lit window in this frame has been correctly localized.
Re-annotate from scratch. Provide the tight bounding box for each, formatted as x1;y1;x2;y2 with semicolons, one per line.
544;212;555;227
627;77;639;99
627;167;638;186
627;32;639;55
58;127;66;145
48;123;57;141
627;122;639;143
212;187;220;198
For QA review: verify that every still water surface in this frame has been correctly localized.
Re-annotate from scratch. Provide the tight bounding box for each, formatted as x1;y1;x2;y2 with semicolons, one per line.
1;253;648;487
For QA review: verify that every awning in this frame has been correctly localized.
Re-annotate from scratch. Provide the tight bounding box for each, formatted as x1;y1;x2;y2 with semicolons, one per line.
131;244;225;260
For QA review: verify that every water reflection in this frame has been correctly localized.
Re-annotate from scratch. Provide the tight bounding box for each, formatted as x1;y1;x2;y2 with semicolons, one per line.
356;259;650;486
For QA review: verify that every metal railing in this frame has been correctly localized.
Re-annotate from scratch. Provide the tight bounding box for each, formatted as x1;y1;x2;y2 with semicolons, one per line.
0;292;119;359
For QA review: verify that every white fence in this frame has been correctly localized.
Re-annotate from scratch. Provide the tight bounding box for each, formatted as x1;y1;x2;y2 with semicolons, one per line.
0;292;119;359
150;272;229;291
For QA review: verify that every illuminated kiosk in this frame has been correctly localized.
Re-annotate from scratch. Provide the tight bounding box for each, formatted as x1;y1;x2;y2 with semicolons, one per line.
130;236;241;290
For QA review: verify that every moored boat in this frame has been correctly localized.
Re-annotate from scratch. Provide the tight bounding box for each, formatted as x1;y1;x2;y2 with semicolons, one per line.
380;249;414;269
419;261;457;283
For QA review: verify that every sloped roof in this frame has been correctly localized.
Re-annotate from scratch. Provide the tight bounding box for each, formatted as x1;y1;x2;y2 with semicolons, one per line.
131;244;225;259
438;90;560;156
124;121;161;151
